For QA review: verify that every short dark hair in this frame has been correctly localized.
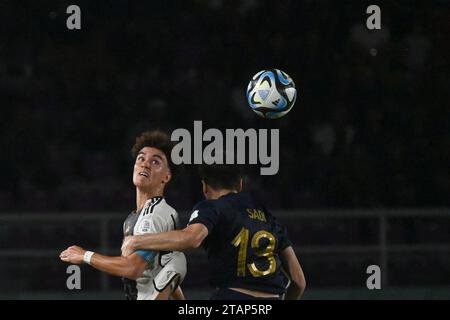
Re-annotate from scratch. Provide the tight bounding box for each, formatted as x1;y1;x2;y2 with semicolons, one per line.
131;130;175;174
198;162;242;191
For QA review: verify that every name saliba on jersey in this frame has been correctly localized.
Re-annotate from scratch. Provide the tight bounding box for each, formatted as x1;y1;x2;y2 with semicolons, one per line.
246;208;267;222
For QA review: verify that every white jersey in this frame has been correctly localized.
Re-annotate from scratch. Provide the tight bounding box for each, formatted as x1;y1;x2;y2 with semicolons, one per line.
129;197;187;300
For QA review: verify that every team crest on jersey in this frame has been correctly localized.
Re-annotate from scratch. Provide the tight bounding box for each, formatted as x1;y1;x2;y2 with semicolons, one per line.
140;220;151;233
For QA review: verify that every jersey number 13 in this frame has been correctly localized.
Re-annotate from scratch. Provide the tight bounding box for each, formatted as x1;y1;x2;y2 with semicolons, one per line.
231;227;277;277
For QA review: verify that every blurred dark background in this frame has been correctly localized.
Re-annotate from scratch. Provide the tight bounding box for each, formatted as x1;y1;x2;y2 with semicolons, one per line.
0;0;449;299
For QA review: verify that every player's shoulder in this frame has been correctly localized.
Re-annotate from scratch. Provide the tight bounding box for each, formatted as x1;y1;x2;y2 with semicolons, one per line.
234;191;277;220
218;191;259;210
160;197;177;212
155;198;178;216
192;192;254;212
137;197;179;232
143;197;178;219
192;198;219;211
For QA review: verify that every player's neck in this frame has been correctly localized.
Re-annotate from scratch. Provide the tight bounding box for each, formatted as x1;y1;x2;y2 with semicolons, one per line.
136;188;164;212
208;189;237;200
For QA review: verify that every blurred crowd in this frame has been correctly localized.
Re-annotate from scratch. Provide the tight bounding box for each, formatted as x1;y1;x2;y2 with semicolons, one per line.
0;0;449;212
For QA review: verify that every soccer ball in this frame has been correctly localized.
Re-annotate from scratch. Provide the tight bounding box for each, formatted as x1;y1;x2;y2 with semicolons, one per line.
246;69;297;119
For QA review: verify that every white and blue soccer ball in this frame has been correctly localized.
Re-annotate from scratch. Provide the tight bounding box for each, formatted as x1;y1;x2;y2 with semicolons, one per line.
246;69;297;119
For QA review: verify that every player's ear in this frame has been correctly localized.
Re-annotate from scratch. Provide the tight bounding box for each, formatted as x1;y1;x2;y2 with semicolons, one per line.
162;166;172;184
164;171;172;184
201;180;208;197
237;178;243;192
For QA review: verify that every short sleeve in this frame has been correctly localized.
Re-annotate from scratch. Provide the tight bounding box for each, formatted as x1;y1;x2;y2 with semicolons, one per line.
187;201;220;235
273;217;292;251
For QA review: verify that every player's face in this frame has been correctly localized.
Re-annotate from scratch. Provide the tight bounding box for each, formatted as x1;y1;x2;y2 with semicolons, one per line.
133;147;171;191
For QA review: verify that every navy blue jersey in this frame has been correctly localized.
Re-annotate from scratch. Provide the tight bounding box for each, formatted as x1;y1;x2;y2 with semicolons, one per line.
188;192;292;294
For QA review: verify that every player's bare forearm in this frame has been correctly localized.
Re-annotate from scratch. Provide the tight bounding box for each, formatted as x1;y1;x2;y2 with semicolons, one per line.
281;246;306;299
134;230;194;251
60;245;146;280
122;223;208;255
171;286;185;300
285;279;305;300
89;253;146;280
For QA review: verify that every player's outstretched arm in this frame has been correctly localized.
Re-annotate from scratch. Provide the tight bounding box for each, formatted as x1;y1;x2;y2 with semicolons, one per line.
121;223;208;255
280;246;306;300
60;245;147;280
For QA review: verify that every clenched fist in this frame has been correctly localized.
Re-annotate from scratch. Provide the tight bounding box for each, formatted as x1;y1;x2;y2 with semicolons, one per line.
121;236;136;257
60;245;86;264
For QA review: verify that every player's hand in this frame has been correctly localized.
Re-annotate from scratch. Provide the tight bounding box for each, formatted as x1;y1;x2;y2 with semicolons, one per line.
121;236;136;257
59;245;86;264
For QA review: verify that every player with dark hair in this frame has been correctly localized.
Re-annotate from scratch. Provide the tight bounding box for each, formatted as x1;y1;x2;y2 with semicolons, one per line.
60;130;187;300
122;161;306;300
